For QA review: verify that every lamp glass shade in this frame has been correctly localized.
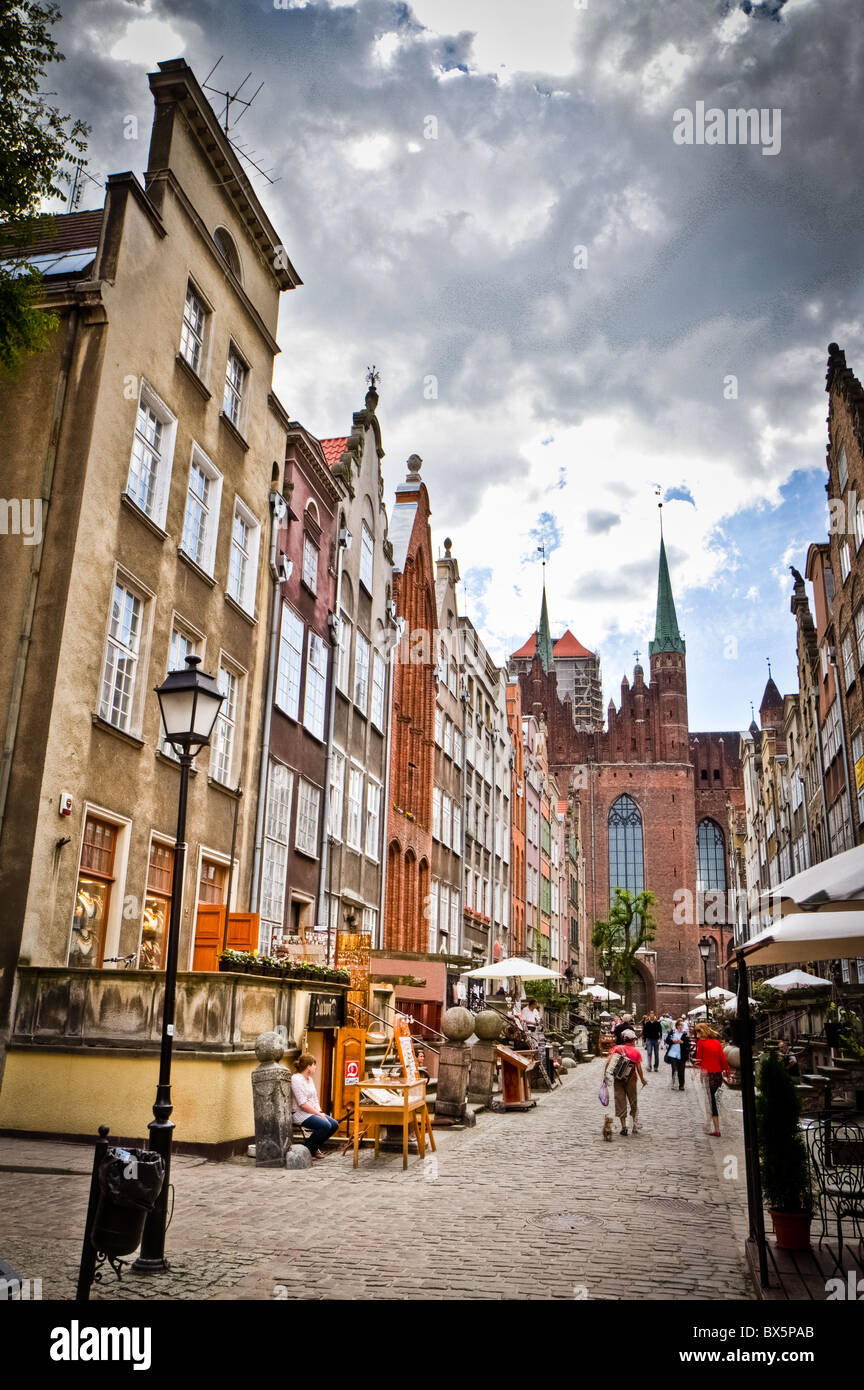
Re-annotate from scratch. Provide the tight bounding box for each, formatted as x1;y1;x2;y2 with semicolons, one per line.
156;655;224;755
698;936;711;960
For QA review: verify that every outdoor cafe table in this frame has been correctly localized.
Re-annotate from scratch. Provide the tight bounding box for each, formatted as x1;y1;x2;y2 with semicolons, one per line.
349;1077;436;1169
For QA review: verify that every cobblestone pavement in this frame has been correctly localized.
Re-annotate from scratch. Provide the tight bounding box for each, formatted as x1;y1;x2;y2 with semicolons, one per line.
0;1055;754;1301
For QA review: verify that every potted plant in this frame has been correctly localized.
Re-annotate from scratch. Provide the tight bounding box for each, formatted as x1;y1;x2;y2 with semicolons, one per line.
755;1049;813;1250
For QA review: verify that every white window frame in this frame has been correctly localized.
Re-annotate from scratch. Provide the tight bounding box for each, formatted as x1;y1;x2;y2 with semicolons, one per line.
838;445;849;491
223;343;248;431
370;650;386;730
179;280;208;376
365;779;382;860
842;631;856;691
302;534;318;594
337;613;352;695
429;879;439;952
295;778;321;858
453;730;463;767
227;497;260;615
303;630;328;741
433;786;442;840
434;708;443;745
453;803;462;847
125;381;176;529
354;631;370;714
441;793;451;848
98;574;152;735
181;444;222;576
841;540;852;582
276;605;304;720
347;766;364;850
261;762;293;938
359;522;374;592
210;658;243;787
329;748;345;843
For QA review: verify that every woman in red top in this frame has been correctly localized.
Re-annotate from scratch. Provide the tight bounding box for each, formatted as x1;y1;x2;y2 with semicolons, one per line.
695;1024;732;1137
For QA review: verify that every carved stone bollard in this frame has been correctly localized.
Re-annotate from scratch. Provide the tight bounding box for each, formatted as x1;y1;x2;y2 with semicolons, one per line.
468;1009;503;1107
251;1031;312;1169
434;1006;476;1120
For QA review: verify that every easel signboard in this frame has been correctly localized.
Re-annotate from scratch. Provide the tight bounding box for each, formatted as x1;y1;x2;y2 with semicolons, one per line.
394;1017;418;1082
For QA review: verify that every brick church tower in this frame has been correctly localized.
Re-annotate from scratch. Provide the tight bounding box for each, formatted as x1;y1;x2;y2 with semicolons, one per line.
513;527;744;1016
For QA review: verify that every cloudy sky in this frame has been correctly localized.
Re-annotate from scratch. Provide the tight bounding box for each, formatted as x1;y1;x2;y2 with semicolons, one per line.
48;0;864;729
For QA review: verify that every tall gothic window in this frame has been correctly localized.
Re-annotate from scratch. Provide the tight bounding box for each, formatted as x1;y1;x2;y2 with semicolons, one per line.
608;795;644;895
697;819;726;924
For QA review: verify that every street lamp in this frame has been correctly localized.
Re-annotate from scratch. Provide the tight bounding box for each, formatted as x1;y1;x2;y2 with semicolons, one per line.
698;934;712;1030
133;655;224;1274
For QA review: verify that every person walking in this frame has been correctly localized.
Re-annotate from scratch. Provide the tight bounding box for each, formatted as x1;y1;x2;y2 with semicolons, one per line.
659;1012;674;1042
664;1018;690;1091
642;1011;662;1072
695;1024;732;1136
613;1012;635;1043
603;1029;648;1135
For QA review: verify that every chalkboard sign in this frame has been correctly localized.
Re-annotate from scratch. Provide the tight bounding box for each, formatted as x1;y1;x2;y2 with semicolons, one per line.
307;991;345;1029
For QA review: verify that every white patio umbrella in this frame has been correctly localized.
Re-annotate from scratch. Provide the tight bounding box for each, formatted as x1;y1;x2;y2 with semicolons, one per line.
461;955;563;980
739;911;864;966
769;843;864;913
721;994;757;1015
695;986;735;1001
756;968;832;992
578;984;622;1002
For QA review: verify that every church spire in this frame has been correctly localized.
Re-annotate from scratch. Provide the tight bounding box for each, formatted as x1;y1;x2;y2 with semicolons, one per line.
649;533;685;657
538;583;554;673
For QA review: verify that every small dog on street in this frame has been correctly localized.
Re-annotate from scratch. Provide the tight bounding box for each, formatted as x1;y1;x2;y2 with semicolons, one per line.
602;1115;614;1142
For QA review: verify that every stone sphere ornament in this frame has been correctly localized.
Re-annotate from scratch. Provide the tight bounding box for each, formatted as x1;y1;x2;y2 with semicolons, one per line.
254;1030;285;1065
473;1009;503;1041
441;1006;476;1041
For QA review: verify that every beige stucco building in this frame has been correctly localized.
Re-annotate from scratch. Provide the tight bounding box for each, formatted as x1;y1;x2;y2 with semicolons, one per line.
0;60;297;1103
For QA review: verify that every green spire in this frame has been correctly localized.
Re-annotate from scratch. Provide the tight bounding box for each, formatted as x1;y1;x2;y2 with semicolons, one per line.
537;583;554;673
649;535;685;657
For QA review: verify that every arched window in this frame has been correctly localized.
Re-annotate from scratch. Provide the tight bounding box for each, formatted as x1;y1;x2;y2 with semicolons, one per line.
705;936;719;990
608;795;643;895
213;227;242;281
697;819;726;927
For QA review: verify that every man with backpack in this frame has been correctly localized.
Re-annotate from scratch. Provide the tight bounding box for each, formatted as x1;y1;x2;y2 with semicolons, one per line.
603;1029;648;1135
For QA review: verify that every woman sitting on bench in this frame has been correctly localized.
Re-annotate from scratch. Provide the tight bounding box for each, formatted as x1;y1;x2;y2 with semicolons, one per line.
291;1053;339;1160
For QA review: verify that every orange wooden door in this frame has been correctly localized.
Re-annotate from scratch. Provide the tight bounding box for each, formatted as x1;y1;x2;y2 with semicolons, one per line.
225;912;258;952
192;904;225;972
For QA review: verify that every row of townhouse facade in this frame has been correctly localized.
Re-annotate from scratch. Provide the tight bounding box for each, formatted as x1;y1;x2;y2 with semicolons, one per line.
736;343;864;996
0;60;587;1102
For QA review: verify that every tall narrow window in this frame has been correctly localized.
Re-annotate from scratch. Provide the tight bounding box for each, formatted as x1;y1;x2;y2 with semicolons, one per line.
303;632;328;740
365;781;381;859
302;534;318;593
329;749;345;842
347;768;364;849
227;502;260;613
70;816;117;968
261;764;293;940
336;614;352;694
223;345;247;428
210;665;238;785
608;794;644;895
179;283;206;374
181;450;221;574
295;779;321;856
99;582;143;731
370;651;386;729
141;840;174;969
360;522;374;591
276;606;304;718
354;632;370;713
126;385;175;526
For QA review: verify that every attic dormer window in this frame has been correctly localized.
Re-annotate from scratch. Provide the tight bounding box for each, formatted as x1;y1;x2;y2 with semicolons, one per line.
213;226;242;281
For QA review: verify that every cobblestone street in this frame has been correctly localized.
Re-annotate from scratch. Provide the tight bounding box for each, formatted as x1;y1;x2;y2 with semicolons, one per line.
0;1055;754;1301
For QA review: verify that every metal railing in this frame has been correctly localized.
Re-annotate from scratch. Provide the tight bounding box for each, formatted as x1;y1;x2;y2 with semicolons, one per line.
346;999;441;1056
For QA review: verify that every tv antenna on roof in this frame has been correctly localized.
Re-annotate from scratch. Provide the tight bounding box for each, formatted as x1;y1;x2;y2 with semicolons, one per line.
202;59;278;186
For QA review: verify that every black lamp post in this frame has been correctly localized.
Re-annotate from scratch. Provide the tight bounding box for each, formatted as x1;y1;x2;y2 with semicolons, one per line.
698;934;712;1029
133;655;224;1274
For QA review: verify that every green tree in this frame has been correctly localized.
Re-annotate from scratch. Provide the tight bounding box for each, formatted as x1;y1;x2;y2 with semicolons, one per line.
756;1049;812;1214
592;887;657;994
0;1;88;372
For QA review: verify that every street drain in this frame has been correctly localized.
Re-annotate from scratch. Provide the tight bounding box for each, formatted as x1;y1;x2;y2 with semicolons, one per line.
631;1195;721;1217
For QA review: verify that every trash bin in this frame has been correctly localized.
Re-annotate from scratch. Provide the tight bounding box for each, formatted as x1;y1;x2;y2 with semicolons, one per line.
91;1147;165;1257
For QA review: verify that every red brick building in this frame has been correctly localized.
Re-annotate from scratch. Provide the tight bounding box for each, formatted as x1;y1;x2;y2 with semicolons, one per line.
513;534;745;1015
382;455;437;955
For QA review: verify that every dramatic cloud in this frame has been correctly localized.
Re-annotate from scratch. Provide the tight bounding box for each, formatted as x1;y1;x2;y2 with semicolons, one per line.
46;0;864;724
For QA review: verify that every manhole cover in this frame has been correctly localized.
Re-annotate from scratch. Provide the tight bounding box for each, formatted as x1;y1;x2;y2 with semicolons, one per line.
532;1211;595;1233
631;1194;719;1217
